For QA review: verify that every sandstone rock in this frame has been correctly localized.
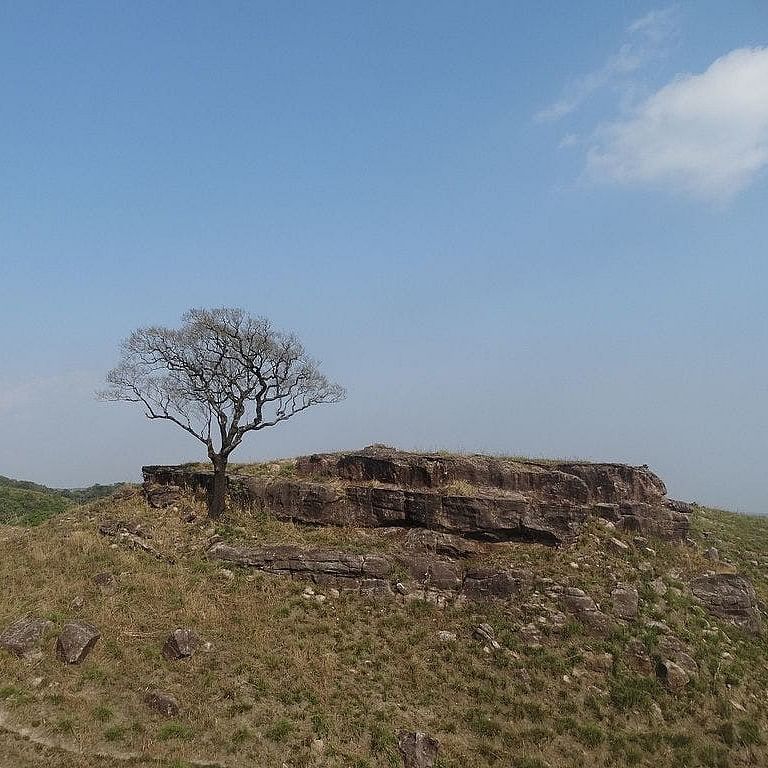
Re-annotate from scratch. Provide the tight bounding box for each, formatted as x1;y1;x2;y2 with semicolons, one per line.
659;659;689;691
436;631;457;643
145;447;688;546
611;583;639;620
145;483;183;509
56;622;100;664
0;616;52;659
561;588;614;634
463;566;532;600
704;547;719;562
474;623;501;650
397;730;439;768
162;629;201;661
144;689;180;716
403;528;483;558
691;573;760;632
665;498;694;514
607;536;630;554
650;578;668;596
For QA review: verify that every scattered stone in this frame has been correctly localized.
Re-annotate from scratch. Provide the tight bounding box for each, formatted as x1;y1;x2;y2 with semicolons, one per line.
638;561;654;573
329;588;340;598
650;701;664;723
144;689;180;716
56;622;100;664
70;596;85;611
436;631;457;643
162;629;202;661
98;520;169;562
519;622;543;647
397;730;439;768
645;620;671;633
0;616;53;660
691;573;761;632
474;623;501;650
704;547;719;562
217;568;235;581
611;583;639;620
659;659;689;691
607;536;631;554
650;578;668;597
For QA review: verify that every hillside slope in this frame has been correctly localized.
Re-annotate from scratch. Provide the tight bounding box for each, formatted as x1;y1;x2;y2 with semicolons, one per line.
0;451;766;768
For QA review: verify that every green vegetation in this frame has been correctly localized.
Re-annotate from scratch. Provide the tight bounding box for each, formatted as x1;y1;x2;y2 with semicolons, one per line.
0;475;125;526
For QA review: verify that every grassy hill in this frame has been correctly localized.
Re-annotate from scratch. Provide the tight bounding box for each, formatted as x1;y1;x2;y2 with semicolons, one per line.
0;476;124;526
0;482;766;767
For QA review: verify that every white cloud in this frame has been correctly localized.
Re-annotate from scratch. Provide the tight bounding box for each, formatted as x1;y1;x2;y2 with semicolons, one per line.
536;6;677;122
587;47;768;201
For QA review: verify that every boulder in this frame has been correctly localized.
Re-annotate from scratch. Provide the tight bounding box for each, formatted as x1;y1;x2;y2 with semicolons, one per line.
397;731;439;768
659;659;689;691
56;622;100;664
0;616;52;659
690;573;761;632
162;629;201;661
611;583;639;620
144;689;180;716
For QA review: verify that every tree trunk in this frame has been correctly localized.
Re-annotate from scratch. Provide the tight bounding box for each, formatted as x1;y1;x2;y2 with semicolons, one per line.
209;456;228;519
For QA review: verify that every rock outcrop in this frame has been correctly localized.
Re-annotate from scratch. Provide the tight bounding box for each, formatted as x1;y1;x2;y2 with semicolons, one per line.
691;573;761;632
144;445;689;545
207;541;533;603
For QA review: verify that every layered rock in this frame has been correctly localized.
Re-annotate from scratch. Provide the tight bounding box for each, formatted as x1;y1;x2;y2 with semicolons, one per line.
144;445;689;545
691;573;761;633
207;541;533;603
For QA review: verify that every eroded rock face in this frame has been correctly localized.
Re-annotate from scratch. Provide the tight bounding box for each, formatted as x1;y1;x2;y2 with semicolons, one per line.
0;616;52;659
144;446;688;544
207;541;536;605
56;622;100;664
208;542;394;595
691;573;761;632
397;731;439;768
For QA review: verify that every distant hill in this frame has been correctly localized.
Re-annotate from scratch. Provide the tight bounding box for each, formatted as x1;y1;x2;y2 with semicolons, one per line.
0;475;125;526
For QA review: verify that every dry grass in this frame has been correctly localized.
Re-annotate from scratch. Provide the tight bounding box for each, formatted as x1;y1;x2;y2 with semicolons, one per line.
0;493;766;767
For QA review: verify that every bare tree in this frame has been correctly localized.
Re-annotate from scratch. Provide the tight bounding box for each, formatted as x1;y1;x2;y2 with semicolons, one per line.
99;308;345;518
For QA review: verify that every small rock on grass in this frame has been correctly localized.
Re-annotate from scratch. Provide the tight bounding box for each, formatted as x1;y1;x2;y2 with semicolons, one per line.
144;689;180;716
397;731;439;768
162;629;201;661
56;622;100;664
0;616;52;660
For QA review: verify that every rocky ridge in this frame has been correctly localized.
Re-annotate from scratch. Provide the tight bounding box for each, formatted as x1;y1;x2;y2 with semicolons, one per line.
143;445;691;545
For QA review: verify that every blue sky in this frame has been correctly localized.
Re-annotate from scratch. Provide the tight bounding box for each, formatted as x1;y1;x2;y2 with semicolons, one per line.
1;2;767;513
